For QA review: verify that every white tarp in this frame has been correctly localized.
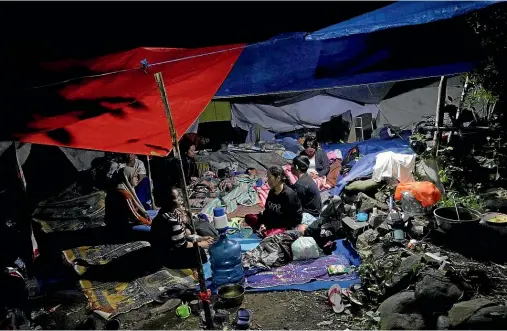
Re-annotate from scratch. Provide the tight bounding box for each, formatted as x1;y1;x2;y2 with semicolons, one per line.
231;95;378;133
372;151;416;183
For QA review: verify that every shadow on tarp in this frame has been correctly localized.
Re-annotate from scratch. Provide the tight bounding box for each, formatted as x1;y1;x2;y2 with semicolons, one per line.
0;60;145;145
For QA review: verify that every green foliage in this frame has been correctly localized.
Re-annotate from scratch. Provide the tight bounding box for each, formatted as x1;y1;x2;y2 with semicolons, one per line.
466;4;507;100
439;192;485;211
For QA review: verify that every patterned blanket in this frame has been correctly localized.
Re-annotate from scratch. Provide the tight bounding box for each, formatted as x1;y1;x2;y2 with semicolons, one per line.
63;241;151;275
33;192;107;233
80;269;196;319
245;254;357;289
201;175;260;218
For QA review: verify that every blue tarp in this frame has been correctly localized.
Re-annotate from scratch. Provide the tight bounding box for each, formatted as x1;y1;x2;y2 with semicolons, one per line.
217;33;475;98
216;2;494;98
307;1;498;41
331;147;414;195
322;138;414;196
200;239;361;293
321;138;411;159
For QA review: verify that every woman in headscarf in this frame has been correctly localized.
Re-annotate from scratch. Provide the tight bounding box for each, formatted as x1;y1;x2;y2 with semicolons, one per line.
104;166;151;235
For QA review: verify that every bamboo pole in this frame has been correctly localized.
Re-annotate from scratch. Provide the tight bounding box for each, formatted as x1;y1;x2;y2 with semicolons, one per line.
154;72;214;330
448;75;469;143
432;76;447;157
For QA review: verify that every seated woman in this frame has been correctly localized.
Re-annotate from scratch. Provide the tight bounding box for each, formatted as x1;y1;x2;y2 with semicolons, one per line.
169;140;215;191
299;138;330;178
150;188;213;269
104;166;152;238
290;155;322;225
246;166;302;237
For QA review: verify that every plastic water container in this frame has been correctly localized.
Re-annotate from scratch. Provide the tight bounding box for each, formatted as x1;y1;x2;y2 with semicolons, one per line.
209;231;244;289
213;207;228;230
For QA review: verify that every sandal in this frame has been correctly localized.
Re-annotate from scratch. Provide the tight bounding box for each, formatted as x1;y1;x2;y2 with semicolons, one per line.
328;284;344;313
236;308;252;330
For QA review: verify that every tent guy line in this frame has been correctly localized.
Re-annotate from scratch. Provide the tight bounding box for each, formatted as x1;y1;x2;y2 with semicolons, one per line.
30;35;298;90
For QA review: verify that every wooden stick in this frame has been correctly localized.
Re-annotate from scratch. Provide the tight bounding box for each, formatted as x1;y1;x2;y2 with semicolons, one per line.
154;72;214;330
145;156;156;209
432;76;447;157
12;142;35;276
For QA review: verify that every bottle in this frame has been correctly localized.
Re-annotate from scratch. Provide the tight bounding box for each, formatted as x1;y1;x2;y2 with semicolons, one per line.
350;205;357;218
209;208;244;288
212;207;228;231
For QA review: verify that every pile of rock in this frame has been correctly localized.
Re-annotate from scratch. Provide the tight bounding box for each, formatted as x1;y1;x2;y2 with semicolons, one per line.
379;290;507;330
366;248;507;330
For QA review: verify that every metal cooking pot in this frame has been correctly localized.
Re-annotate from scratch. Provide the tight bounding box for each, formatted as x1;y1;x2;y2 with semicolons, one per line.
216;283;245;308
433;207;482;232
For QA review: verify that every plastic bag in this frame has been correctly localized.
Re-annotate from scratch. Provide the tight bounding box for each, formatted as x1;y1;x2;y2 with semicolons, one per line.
394;181;441;207
291;237;320;261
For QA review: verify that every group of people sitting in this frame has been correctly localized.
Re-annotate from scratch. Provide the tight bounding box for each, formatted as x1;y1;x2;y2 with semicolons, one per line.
102;134;335;269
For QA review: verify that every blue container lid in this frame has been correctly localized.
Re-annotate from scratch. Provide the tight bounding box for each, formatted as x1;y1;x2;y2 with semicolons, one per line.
356;212;369;222
213;207;226;217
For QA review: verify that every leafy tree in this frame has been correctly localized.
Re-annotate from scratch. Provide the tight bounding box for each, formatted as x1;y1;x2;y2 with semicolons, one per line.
466;3;507;100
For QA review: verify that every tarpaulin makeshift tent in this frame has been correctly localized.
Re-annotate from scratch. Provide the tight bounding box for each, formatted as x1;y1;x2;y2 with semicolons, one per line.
231;95;378;133
306;1;498;41
216;2;496;98
228;75;464;141
377;75;464;129
6;45;244;155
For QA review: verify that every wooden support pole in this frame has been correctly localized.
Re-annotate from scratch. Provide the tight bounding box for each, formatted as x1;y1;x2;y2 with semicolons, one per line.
432;76;448;157
12;142;35;276
145;156;156;209
154;72;214;330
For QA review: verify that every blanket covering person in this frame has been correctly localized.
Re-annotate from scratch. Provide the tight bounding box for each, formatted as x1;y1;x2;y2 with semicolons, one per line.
242;232;298;274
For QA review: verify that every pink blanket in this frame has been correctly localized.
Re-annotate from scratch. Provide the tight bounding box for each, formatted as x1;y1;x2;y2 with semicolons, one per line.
255;165;331;207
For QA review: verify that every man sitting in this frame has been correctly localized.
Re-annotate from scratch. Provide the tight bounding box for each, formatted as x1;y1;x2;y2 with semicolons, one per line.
291;155;322;226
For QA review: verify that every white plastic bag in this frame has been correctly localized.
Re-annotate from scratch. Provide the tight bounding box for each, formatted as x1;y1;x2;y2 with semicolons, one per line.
291;237;320;261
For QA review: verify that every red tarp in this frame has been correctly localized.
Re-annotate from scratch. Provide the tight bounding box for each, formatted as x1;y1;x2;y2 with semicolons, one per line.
16;45;244;155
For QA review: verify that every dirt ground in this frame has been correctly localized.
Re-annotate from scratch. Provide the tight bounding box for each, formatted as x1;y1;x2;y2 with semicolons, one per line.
48;290;376;330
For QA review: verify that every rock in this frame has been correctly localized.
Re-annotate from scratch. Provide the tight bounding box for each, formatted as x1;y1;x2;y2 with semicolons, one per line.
381;313;425;330
409;216;428;237
372;243;388;260
388;254;422;292
465;306;507;329
316;320;333;327
357;229;379;250
448;298;495;327
436;315;451;330
357;192;389;212
484;198;507;213
378;291;419;318
415;271;462;312
345;179;380;193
